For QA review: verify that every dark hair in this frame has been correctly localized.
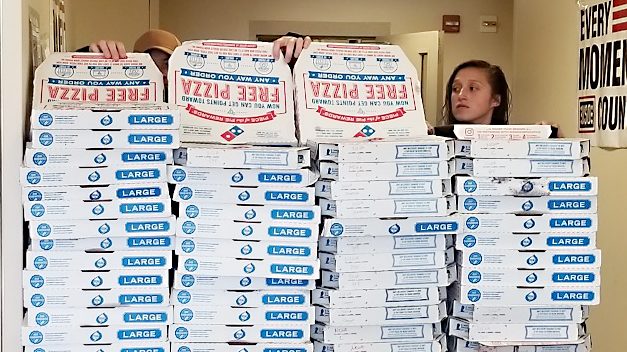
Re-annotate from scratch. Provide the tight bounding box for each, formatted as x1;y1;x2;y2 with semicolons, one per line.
442;60;511;125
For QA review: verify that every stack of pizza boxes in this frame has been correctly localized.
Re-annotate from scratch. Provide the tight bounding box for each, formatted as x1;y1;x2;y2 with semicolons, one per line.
21;53;179;351
167;40;319;352
448;125;598;352
295;42;457;352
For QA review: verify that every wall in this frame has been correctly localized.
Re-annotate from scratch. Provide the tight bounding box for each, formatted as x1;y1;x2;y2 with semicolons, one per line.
513;1;625;350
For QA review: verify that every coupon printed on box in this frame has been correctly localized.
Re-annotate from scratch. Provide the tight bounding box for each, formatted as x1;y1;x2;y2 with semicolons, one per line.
24;342;171;352
178;202;321;223
27;306;173;327
313;339;445;352
320;197;456;218
319;234;452;254
175;144;310;168
457;158;591;178
23;269;170;290
319;160;453;181
23;183;169;203
321;265;456;290
169;40;296;144
21;164;167;186
294;42;428;141
311;322;442;344
458;266;601;287
24;198;171;221
31;105;180;130
173;273;315;290
308;137;454;163
22;324;168;345
172;343;313;352
170;324;310;343
459;285;601;306
173;184;315;205
26;250;172;271
455;176;598;196
173;306;315;325
453;125;552;141
31;129;180;149
320;247;454;272
322;216;460;238
457;196;597;214
176;238;317;260
177;255;319;280
23;287;170;309
460;214;598;233
316;179;452;200
456;232;597;250
457;249;601;268
29;216;176;240
23;145;173;167
470;305;588;324
315;301;446;326
313;286;446;308
32;52;165;110
176;218;318;243
454;139;590;159
171;289;310;307
167;165;318;186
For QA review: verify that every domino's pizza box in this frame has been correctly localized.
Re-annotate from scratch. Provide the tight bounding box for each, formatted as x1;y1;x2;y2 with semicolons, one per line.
321;265;456;290
173;184;315;205
31;129;180;149
313;338;445;352
319;197;456;218
178;202;321;223
447;335;592;352
308;137;453;163
27;306;173;327
294;42;428;142
29;216;176;240
23;287;170;309
311;322;442;344
31;236;175;252
320;247;454;272
454;176;598;197
24;341;171;352
454;139;590;159
177;255;319;280
456;249;601;269
322;216;460;237
23;145;173;167
469;323;586;343
173;306;315;324
171;289;310;307
169;40;296;144
452;125;552;141
31;105;179;130
23;269;169;290
458;266;601;287
20;164;167;186
176;238;317;260
319;234;453;255
24;198;171;221
457;196;597;215
450;301;589;324
456;232;597;250
171;343;313;352
170;324;310;343
167;165;318;186
26;250;172;271
22;323;168;345
32;53;165;110
173;273;315;290
176;218;318;243
316;179;452;200
313;286;446;308
460;214;598;233
318;160;453;181
458;285;600;306
175;144;310;168
315;301;446;325
455;158;591;178
23;183;169;203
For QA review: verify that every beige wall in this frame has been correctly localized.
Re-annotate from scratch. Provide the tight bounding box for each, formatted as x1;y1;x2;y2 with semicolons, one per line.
513;1;625;350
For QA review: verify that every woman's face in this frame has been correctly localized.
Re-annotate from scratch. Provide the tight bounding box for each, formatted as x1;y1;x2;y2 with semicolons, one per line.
451;67;500;124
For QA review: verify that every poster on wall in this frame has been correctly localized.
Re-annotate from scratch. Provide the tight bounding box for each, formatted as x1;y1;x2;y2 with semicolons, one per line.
578;0;627;147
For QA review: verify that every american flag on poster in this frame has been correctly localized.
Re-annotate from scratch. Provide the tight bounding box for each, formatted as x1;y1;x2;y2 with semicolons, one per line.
578;0;627;147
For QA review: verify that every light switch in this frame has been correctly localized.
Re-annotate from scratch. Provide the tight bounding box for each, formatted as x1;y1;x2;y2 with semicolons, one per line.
480;15;497;33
